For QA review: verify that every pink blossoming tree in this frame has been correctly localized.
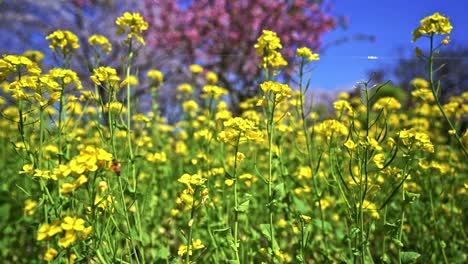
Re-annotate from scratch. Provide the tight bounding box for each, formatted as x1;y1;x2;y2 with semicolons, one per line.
143;0;339;107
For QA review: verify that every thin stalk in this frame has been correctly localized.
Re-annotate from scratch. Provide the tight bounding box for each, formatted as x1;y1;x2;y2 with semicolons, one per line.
427;34;468;158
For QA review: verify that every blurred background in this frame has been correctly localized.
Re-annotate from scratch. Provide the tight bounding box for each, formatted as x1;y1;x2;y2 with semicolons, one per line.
1;0;467;117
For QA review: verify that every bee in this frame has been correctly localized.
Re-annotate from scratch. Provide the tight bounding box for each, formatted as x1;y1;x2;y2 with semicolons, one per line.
111;159;121;176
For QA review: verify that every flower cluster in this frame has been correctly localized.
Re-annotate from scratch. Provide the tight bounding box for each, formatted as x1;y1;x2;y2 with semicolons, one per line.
90;66;120;87
296;47;320;62
46;30;80;54
399;129;434;153
412;12;452;42
254;30;288;69
37;215;92;262
115;12;148;45
88;34;112;54
217;117;263;144
259;81;292;102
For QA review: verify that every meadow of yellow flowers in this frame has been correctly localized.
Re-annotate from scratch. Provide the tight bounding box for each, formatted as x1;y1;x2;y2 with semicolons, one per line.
0;11;467;263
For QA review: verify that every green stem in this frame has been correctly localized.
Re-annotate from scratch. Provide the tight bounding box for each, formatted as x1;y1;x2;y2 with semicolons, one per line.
427;34;468;158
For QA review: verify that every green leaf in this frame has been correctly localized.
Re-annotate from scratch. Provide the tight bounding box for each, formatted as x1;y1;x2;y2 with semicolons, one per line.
273;183;286;201
236;199;250;213
392;238;404;248
236;193;252;213
401;251;421;263
155;247;170;259
259;224;279;250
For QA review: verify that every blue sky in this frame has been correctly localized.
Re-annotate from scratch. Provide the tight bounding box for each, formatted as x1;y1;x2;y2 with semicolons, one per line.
313;0;468;92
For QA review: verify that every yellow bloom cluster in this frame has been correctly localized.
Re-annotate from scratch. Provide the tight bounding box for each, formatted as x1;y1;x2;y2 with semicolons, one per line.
399;129;434;152
254;30;288;69
90;66;120;87
201;85;228;100
217;117;263;143
49;68;83;90
37;216;92;249
147;69;164;84
372;97;401;111
46;30;80;54
69;145;113;174
259;81;292;102
412;12;452;42
23;50;45;63
296;47;320;62
88;34;112;54
178;239;205;256
189;64;203;74
315;119;348;139
0;55;41;79
115;12;148;45
205;71;218;84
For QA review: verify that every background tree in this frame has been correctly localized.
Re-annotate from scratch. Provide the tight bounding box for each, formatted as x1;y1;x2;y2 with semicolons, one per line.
143;0;341;111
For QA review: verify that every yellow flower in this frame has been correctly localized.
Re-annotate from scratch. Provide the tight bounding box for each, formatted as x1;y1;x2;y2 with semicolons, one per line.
120;75;139;87
259;81;292;102
43;248;58;261
177;83;193;94
24;199;38;216
49;68;83;90
46;30;80;54
115;12;148;45
357;200;380;219
147;69;164;84
205;71;218;84
61;216;85;231
296;47;320;62
58;230;77;248
201;85;228;100
178;239;205;256
254;30;288;69
412;12;452;42
344;138;357;151
23;50;45;63
88;34;112;54
182;100;199;113
37;221;63;241
189;64;203;74
91;66;120;87
373;153;386;169
372;97;401;111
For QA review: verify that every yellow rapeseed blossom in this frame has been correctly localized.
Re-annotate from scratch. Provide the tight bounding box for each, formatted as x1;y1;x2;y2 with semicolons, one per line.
88;34;112;54
217;117;263;143
43;248;58;261
189;64;203;74
147;69;164;84
24;199;38;216
254;30;288;69
61;216;85;232
412;12;452;42
259;81;292;102
23;50;45;63
201;85;228;100
46;30;80;54
372;97;401;111
120;75;139;88
177;83;193;95
178;239;205;256
296;47;320;62
205;71;218;84
49;68;83;90
91;66;120;87
115;12;148;45
37;221;63;241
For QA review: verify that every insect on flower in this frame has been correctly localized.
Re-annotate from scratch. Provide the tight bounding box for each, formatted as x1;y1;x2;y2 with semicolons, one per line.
111;159;121;176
